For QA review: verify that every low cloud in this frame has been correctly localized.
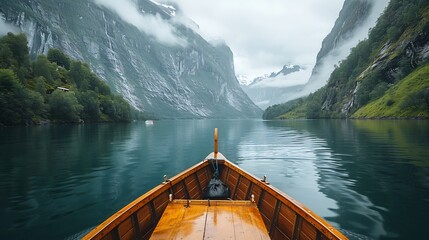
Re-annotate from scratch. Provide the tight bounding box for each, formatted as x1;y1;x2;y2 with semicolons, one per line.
0;19;19;36
173;0;344;80
94;0;187;46
280;0;390;102
299;0;390;95
252;68;311;88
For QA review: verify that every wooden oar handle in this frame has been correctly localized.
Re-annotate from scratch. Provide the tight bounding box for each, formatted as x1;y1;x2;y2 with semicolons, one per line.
214;128;218;158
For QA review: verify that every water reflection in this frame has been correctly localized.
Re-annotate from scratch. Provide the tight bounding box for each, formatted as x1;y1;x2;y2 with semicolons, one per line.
0;120;428;240
257;120;429;239
0;124;133;239
237;120;387;239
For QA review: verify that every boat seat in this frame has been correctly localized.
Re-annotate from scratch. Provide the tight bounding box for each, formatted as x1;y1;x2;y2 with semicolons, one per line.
150;200;270;239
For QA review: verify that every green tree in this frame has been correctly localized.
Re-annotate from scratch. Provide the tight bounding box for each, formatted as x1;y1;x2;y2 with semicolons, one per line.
369;82;388;101
100;95;131;121
15;88;46;123
401;88;429;111
0;33;30;83
0;33;133;125
88;74;111;95
0;33;29;69
77;91;101;121
0;68;21;92
47;48;71;70
49;90;83;122
0;43;14;69
69;61;89;90
0;69;45;125
35;76;48;99
306;102;321;119
32;55;55;84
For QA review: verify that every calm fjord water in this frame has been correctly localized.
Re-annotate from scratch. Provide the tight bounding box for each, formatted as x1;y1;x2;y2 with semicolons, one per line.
0;119;428;240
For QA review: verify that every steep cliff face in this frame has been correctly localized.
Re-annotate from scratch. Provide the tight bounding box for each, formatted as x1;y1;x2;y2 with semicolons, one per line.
277;0;389;103
323;1;429;118
256;0;388;109
264;0;429;119
0;0;262;118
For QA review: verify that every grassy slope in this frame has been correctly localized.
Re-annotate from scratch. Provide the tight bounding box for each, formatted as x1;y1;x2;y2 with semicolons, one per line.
278;104;306;119
352;63;429;118
264;2;429;120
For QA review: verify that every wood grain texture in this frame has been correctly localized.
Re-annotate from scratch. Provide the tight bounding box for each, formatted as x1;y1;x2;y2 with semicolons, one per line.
83;157;347;240
151;200;269;240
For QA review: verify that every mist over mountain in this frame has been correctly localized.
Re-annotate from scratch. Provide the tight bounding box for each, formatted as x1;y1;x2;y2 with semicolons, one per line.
0;0;262;119
264;0;429;120
262;0;389;106
239;65;303;109
298;0;390;97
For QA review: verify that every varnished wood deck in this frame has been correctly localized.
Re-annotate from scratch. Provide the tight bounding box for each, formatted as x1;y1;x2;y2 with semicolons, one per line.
150;200;270;239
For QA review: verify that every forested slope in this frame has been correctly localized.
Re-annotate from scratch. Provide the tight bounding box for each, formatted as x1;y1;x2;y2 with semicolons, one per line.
264;0;429;119
0;33;131;126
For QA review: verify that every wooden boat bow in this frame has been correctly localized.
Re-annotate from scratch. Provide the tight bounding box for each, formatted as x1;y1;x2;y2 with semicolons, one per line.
82;129;348;240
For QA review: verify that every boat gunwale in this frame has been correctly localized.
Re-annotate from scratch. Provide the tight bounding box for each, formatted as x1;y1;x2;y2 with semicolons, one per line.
83;153;347;240
220;159;347;240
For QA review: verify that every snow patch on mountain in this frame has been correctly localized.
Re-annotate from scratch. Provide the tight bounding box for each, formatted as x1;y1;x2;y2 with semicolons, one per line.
148;0;177;16
240;65;304;109
236;75;253;86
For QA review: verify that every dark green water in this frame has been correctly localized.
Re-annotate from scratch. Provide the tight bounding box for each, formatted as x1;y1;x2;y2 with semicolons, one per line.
0;120;428;239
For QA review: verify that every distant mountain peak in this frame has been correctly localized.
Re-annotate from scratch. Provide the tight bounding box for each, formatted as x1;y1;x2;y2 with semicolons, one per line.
239;64;303;109
277;65;301;77
244;65;302;87
236;74;254;86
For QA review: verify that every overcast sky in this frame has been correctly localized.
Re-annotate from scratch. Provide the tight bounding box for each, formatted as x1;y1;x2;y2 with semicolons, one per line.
172;0;345;79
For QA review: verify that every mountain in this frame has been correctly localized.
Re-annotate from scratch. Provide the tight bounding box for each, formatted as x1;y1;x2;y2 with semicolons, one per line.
0;33;132;125
245;0;388;110
239;65;302;109
264;0;429;120
236;74;253;86
266;0;389;105
0;0;262;119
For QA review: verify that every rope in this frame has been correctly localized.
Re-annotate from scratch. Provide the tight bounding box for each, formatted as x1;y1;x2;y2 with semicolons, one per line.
209;158;220;179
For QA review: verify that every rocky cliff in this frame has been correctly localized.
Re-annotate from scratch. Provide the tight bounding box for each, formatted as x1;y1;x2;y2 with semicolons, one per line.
278;0;389;103
257;0;389;109
0;0;262;118
264;0;429;119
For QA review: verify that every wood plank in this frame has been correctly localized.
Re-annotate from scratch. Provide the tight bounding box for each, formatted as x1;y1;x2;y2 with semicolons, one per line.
118;218;134;240
232;203;270;240
173;183;186;199
175;204;208;239
259;192;277;229
185;176;200;199
150;202;186;239
275;203;296;239
136;205;152;235
251;185;263;206
219;166;229;183
153;192;169;217
151;200;269;239
235;177;251;200
204;204;235;239
226;170;239;195
197;169;210;193
299;220;317;240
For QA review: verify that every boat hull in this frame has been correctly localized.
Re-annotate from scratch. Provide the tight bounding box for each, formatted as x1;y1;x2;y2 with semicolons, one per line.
83;153;347;240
